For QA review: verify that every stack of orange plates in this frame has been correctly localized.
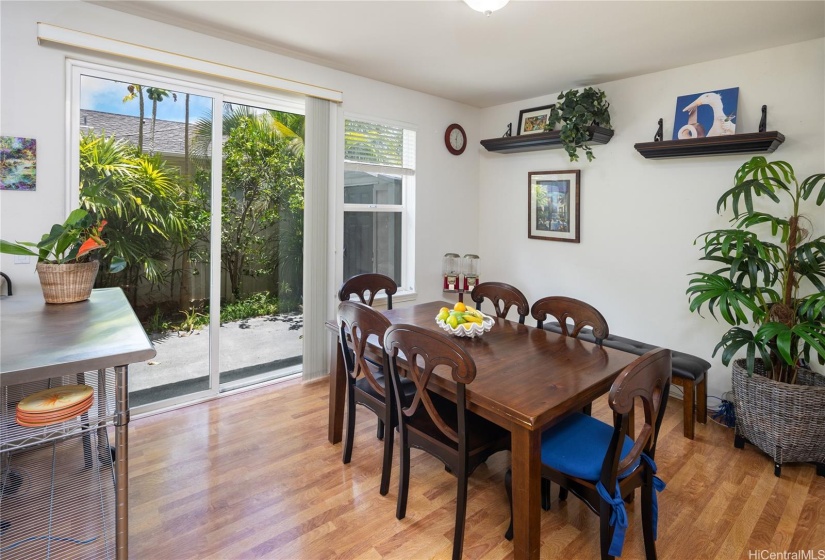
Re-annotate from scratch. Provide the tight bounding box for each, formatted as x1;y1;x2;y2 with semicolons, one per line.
16;385;94;427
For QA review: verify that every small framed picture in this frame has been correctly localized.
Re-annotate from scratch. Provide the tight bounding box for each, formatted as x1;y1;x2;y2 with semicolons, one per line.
528;170;580;243
517;104;555;136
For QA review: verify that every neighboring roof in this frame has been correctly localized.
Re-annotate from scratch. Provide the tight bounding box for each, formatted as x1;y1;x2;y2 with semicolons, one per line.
80;109;204;157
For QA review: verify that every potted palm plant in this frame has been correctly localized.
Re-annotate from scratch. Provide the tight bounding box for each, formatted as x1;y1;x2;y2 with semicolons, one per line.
546;87;612;162
687;156;825;476
1;209;125;303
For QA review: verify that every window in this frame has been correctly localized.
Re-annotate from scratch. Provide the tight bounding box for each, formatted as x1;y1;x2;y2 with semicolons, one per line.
69;60;308;411
343;118;415;291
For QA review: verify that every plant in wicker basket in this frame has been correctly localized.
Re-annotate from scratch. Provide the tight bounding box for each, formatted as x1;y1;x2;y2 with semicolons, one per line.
686;156;825;476
1;209;125;303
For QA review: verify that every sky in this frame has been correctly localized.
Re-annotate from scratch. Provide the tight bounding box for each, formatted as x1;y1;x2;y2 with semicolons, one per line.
81;75;214;123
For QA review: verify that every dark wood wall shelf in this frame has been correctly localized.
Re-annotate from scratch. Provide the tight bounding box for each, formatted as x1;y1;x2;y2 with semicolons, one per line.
634;131;785;159
481;126;614;154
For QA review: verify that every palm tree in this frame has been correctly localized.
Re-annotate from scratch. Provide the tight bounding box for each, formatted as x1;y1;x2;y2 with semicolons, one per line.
122;84;145;152
79;131;189;304
144;87;177;154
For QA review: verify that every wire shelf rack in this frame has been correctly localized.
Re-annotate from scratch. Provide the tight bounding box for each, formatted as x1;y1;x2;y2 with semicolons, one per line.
1;432;116;559
1;370;117;455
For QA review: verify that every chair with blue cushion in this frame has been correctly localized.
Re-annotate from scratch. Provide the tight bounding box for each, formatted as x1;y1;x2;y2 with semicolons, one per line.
470;281;530;324
338;300;415;495
504;348;672;560
532;295;612;506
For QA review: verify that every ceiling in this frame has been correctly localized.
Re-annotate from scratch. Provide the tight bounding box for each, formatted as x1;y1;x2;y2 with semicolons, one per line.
94;1;825;108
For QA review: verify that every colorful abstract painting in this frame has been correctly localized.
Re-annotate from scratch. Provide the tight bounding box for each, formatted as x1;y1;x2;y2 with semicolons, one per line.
0;136;36;191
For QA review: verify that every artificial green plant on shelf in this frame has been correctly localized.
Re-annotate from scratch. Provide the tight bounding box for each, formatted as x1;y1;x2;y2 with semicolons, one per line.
546;87;612;162
687;156;825;384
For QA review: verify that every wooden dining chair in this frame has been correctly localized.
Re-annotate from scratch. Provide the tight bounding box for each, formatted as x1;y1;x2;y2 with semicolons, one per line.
384;324;510;560
532;296;612;508
338;273;398;440
505;348;672;560
338;272;398;309
337;300;415;495
470;281;530;324
531;295;609;344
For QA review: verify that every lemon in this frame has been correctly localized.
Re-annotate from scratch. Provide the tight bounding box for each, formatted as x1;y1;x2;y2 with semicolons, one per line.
454;302;467;312
461;322;473;330
446;315;459;329
436;309;450;321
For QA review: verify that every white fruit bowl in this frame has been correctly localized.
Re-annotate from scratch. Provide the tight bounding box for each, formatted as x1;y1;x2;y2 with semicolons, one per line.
435;313;495;338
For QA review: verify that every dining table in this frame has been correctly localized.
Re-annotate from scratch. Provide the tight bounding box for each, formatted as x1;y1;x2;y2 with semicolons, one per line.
326;300;638;560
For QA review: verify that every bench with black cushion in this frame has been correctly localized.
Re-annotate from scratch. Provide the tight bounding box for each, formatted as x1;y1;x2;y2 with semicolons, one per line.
544;322;709;439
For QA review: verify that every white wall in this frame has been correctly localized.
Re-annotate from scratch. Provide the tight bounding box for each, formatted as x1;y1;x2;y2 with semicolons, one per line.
3;2;823;398
478;39;825;398
0;0;481;304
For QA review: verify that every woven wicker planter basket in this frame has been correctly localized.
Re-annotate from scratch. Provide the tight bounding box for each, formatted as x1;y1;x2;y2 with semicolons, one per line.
35;261;99;304
732;358;825;467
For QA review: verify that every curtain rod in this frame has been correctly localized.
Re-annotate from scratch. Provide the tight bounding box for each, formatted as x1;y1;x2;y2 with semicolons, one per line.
37;22;343;103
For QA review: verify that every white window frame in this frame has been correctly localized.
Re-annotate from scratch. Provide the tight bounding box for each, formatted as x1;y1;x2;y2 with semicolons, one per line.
341;114;416;303
66;58;307;414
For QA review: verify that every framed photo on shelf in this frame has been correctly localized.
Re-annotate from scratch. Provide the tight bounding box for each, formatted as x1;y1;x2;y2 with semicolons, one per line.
517;104;554;136
528;170;580;243
672;87;739;140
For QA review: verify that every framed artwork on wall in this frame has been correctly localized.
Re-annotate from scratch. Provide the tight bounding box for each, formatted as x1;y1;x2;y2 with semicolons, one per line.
528;170;580;243
0;136;36;191
517;104;554;135
673;87;739;140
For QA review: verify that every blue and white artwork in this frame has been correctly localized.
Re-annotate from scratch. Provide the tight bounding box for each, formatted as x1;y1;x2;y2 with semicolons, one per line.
672;87;739;140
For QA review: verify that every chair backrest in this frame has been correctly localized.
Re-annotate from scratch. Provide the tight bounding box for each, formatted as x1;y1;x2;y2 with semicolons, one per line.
338;300;392;396
531;296;609;345
470;282;529;324
0;272;11;296
602;348;672;487
338;273;398;309
383;324;476;444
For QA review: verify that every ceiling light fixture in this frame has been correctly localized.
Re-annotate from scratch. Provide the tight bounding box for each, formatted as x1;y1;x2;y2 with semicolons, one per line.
463;0;510;17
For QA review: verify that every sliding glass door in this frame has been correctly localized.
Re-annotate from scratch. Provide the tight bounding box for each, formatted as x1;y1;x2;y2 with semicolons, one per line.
216;99;305;391
72;63;304;410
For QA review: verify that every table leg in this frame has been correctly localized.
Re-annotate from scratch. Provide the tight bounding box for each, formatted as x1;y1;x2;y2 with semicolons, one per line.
114;365;129;560
328;337;346;444
97;368;108;461
511;425;541;560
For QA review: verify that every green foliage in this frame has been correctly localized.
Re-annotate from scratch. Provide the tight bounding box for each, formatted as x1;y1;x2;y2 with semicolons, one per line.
688;156;825;383
547;87;612;162
145;307;172;334
179;306;208;333
192;105;305;300
220;291;280;323
79;132;190;287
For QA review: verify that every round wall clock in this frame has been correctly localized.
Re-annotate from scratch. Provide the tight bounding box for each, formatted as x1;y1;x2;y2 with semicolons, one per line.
445;123;467;155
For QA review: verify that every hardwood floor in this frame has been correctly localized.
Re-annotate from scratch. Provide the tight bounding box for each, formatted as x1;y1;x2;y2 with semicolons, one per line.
129;378;824;559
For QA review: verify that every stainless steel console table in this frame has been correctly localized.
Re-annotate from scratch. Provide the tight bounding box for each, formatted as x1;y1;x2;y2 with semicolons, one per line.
0;288;155;559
